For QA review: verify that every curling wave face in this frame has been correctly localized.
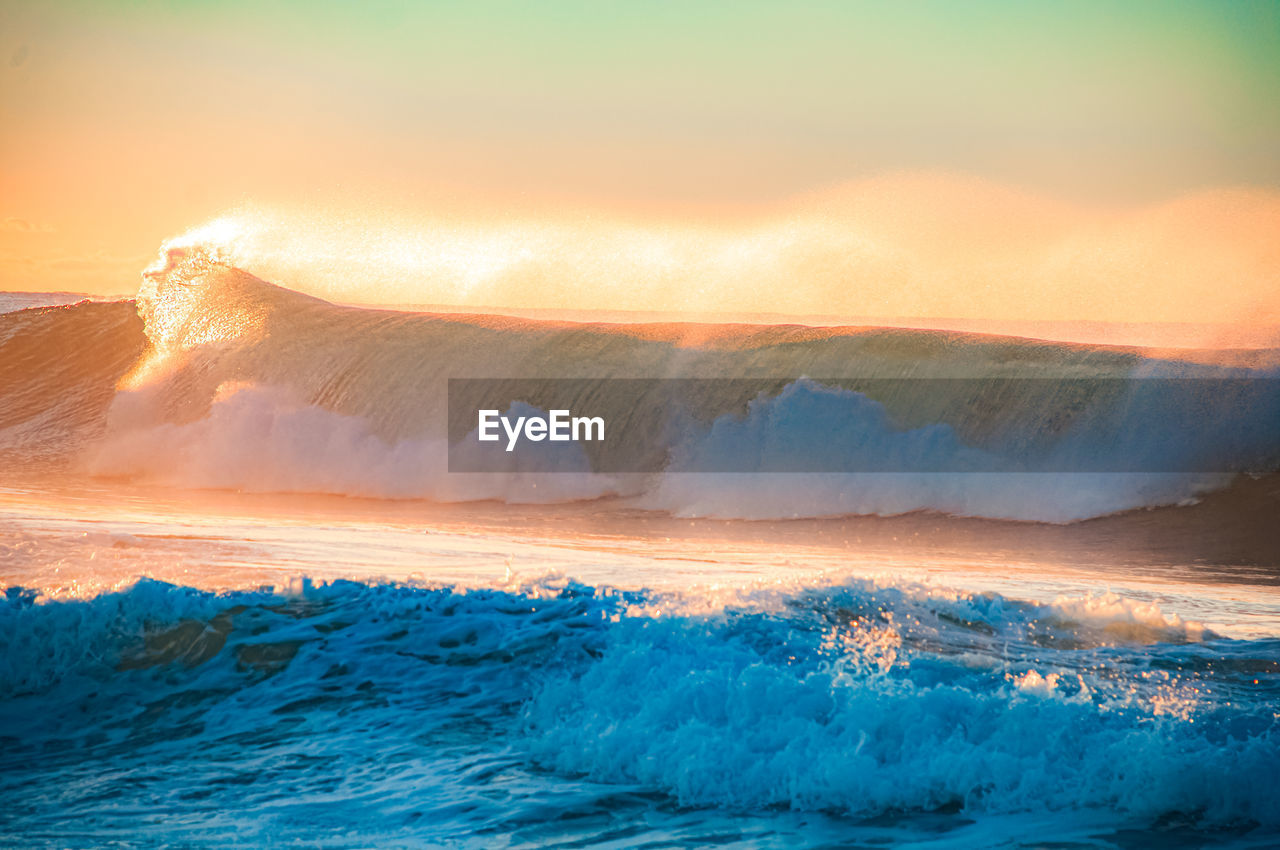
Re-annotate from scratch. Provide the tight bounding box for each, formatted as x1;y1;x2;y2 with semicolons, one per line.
1;244;1278;521
1;576;1277;846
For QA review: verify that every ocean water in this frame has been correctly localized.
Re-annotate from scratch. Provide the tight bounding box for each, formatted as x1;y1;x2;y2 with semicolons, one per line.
2;245;1279;848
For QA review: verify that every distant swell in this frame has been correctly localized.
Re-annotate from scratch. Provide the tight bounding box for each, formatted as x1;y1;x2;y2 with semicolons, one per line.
1;242;1278;522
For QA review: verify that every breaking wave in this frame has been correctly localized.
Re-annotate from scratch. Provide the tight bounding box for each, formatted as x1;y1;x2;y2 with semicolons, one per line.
1;242;1277;522
1;575;1277;845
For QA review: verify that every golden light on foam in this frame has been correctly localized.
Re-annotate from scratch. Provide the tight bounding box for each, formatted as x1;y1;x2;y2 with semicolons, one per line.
144;217;246;276
120;238;272;392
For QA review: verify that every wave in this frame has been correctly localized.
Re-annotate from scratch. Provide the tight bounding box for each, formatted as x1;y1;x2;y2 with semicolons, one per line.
0;299;146;468
1;576;1277;844
1;242;1277;521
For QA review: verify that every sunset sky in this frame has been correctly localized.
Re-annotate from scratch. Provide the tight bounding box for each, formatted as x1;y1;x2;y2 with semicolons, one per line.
2;1;1278;325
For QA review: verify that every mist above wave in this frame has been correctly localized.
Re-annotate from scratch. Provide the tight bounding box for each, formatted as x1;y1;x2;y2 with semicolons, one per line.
150;176;1280;338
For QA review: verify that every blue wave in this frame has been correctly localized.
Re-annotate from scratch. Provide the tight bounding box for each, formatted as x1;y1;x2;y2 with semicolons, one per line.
2;578;1278;847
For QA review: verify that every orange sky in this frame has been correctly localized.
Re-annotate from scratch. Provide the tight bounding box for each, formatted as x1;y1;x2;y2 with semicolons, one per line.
2;1;1278;327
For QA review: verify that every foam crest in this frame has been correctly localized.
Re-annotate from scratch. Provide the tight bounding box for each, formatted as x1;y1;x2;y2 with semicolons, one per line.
3;575;1277;842
88;384;624;503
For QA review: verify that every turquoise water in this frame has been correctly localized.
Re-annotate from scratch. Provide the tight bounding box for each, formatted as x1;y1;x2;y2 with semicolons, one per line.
2;491;1279;848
